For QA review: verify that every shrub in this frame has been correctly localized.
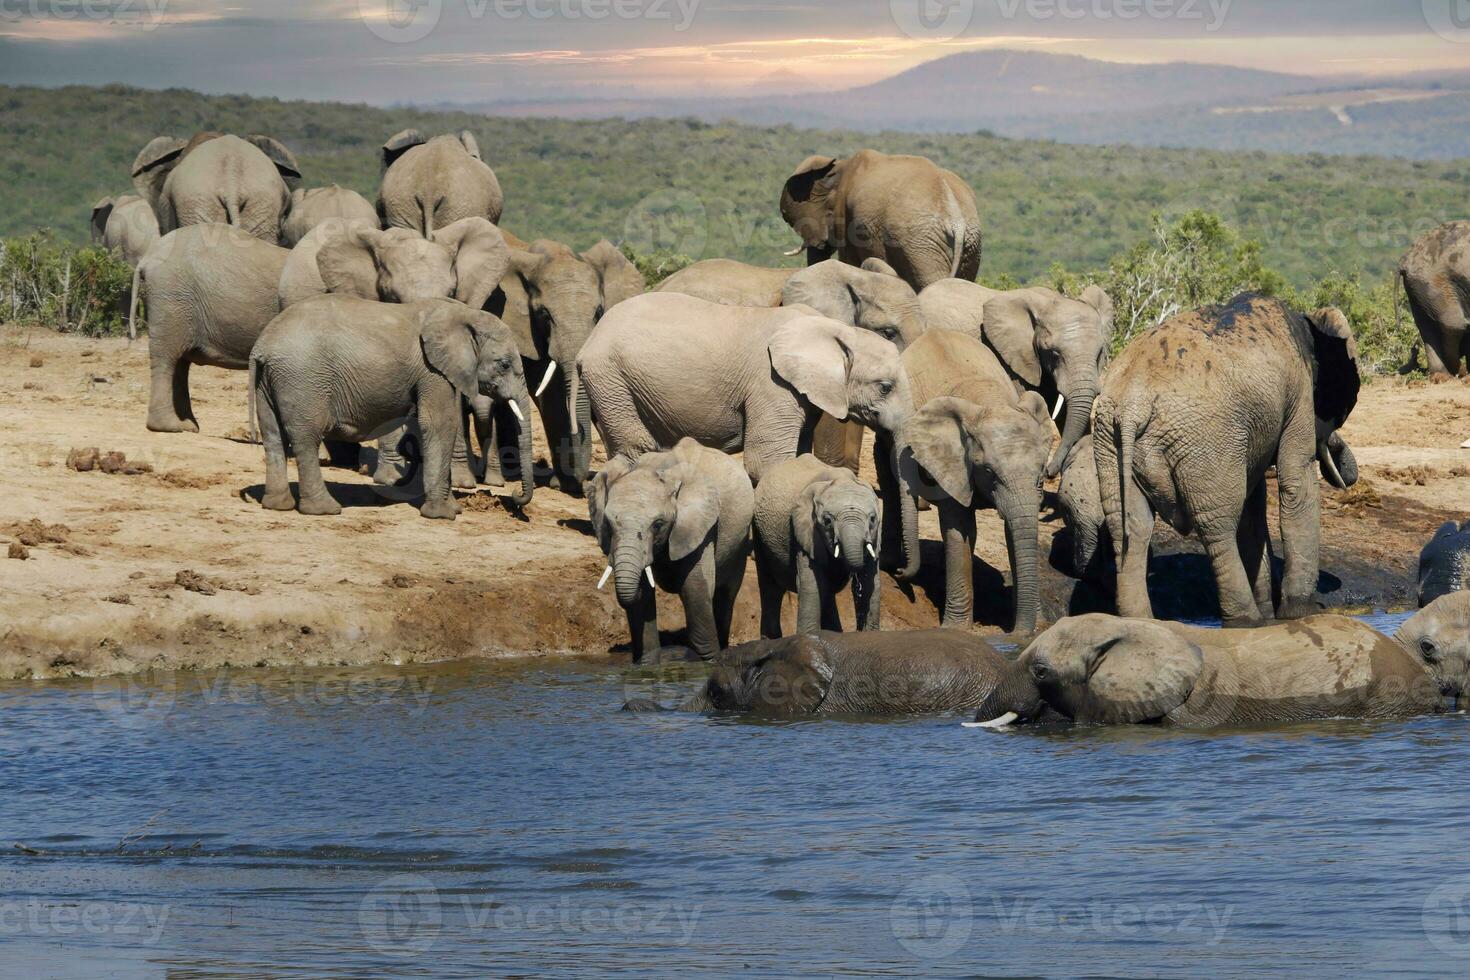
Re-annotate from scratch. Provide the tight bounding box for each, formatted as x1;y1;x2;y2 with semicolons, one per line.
623;246;695;289
0;233;134;336
1288;270;1416;379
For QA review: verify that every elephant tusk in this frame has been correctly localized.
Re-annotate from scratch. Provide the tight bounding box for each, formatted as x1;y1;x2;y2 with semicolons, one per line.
834;543;842;559
508;401;525;423
534;360;558;399
645;566;656;588
597;566;612;591
866;543;877;559
962;712;1019;730
784;245;805;257
1052;394;1066;421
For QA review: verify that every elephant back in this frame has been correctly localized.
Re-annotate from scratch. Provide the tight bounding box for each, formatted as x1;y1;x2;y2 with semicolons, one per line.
903;328;1016;409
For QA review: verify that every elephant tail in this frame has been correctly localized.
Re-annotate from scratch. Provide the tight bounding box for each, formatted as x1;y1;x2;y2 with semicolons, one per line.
222;195;241;228
127;264;143;343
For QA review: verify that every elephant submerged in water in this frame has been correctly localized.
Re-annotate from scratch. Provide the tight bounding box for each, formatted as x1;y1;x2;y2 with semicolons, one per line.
1397;592;1470;709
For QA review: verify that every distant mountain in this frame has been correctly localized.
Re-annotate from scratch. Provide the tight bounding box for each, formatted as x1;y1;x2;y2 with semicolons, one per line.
455;50;1470;160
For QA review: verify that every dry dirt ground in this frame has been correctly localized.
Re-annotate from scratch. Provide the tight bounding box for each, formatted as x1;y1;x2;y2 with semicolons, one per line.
2;326;1468;679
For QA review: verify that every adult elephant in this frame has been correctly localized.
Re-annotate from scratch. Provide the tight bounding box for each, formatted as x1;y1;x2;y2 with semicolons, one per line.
133;224;289;433
1400;221;1470;381
378;129;503;237
779;149;981;291
1094;294;1361;627
90;194;160;266
898;330;1054;634
630;630;1042;722
916;278;1000;338
488;234;644;496
1022;614;1441;727
131;133;302;243
280;186;379;247
1417;521;1470;608
1397;592;1470;709
579;292;920;574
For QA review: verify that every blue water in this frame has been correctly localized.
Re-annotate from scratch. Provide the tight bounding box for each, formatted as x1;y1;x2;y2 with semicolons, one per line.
5;612;1470;978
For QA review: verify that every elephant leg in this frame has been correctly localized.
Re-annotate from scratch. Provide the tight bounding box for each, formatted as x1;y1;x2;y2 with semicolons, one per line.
475;396;506;488
257;389;294;512
1237;480;1273;619
794;553;823;636
1405;282;1465;381
538;375;577;493
1113;487;1155;621
755;549;785;639
819;572;843;633
714;554;745;650
938;503;976;630
450;405;477;490
1275;426;1323;620
679;551;720;660
374;422;418;487
417;390;463;522
1196;508;1261;628
289;427;340;516
147;344;197;433
625;587;660;664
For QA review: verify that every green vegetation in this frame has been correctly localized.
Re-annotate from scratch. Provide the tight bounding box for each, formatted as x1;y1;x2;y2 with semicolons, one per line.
0;85;1442;364
0;232;133;336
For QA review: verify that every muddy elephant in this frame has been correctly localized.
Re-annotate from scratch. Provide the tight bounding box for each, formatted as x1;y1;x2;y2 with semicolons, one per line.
1055;434;1111;586
1397;592;1470;709
1400;221;1470;381
488;235;644;496
589;439;754;662
753;455;882;637
898;330;1053;634
134;224;289;433
280;186;379;247
1023;614;1442;727
131;133;301;243
1417;521;1470;608
779;149;981;291
378;130;503;236
251;296;532;518
636;630;1042;721
1094;294;1361;627
91;194;159;266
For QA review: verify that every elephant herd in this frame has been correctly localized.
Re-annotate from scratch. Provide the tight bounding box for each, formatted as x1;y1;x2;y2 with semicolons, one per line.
91;129;1470;730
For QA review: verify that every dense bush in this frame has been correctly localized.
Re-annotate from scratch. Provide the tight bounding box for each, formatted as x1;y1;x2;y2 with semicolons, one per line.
0;233;134;336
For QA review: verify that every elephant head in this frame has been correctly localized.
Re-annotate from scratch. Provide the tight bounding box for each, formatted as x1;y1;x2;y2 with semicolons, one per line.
795;470;882;579
1301;307;1361;490
1397;593;1470;708
900;393;1053;634
416;300;534;505
588;440;723;610
90;196;118;244
703;635;836;716
782;258;926;349
982;286;1114;478
317;217;510;310
779;155;841;263
768;316;914;436
1057;434;1110;584
1021;615;1205;724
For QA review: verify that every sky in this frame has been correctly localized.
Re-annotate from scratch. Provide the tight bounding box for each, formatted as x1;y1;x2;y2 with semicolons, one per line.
0;0;1467;103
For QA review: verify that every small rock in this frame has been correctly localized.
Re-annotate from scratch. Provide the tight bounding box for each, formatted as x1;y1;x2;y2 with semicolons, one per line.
28;356;42;368
388;574;417;589
21;382;40;391
67;447;100;472
99;452;152;476
175;569;218;595
7;543;28;560
92;376;111;385
128;571;145;580
103;594;131;605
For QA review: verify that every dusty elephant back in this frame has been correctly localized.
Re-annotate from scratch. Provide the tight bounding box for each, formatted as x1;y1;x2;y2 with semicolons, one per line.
655;259;794;307
166;135;293;242
904;328;1017;409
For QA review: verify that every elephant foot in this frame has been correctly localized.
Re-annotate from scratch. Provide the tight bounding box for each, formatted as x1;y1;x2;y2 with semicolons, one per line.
1222;614;1266;630
147;415;199;434
261;491;296;512
420;498;462;521
481;464;506;488
1275;597;1319;621
297;495;342;517
452;464;478;490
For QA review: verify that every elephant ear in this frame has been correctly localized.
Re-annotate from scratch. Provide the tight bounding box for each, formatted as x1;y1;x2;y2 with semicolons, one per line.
899;396;979;506
317;226;383;300
434;217;510;311
1082;622;1204;725
130;136;188;216
792;480;833;559
508;249;549;297
784;155;838;201
381;128;427;173
90;197;115;244
768;317;854;420
418;301;482;397
458;131;482;160
581;240;645;311
861;258;901;279
588;454;637;553
664;463;722;564
1080;284;1115;344
782;262;858;325
245;135;303;189
1018;390;1053;433
1306;306;1361;428
981;293;1043;388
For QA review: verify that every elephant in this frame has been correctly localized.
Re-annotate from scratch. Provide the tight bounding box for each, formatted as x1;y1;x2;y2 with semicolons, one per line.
378;129;503;237
276;218;378;309
898;330;1054;634
488;234;645;496
916;278;1000;339
1397;592;1470;709
250;296;533;518
90;194;159;266
588;438;754;662
654;258;795;307
133;224;289;433
779;149;981;291
1094;294;1361;627
1400;221;1470;381
634;630;1043;721
1022;613;1442;727
280;186;379;247
131;133;302;243
1417;520;1470;608
1055;434;1111;586
752;455;882;637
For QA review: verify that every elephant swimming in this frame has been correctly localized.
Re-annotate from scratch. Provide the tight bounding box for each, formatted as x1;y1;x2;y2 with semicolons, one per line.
280;185;379;248
378;129;503;236
131;132;302;243
588;439;754;663
1400;221;1470;381
1022;614;1442;727
1396;592;1470;709
1417;520;1470;607
779;149;981;291
1094;294;1361;627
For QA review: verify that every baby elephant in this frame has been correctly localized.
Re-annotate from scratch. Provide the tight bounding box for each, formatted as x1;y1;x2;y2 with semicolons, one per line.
251;296;533;519
589;439;755;662
1417;521;1470;607
1397;592;1470;709
1022;614;1443;727
753;455;882;637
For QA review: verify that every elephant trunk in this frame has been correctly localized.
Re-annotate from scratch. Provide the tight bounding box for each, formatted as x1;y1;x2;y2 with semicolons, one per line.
612;540;648;609
997;487;1042;635
837;516;870;579
572;361;593;482
1320;433;1358;490
894;440;921;581
1047;384;1097;480
512;387;535;507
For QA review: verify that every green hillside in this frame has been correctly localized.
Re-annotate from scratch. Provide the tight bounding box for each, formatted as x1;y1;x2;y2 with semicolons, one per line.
2;84;1465;290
